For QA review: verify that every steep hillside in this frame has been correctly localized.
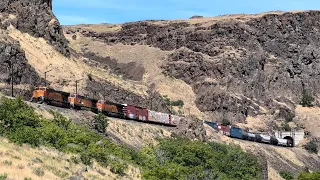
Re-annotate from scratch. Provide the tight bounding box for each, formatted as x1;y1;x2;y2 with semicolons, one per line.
0;0;69;56
65;10;320;123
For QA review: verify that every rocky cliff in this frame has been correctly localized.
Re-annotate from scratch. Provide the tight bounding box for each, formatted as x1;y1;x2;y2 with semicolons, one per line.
0;0;69;56
66;11;320;123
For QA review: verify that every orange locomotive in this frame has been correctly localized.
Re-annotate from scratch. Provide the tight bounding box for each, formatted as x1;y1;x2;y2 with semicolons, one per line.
30;86;70;107
68;94;97;110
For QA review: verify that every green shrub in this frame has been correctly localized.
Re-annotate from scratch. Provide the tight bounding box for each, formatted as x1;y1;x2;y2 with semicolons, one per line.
282;123;291;131
170;100;184;107
24;178;32;180
110;161;128;176
70;156;81;164
80;151;92;166
93;113;109;133
300;89;314;107
280;171;294;180
304;141;318;154
2;160;12;166
0;173;7;180
141;138;262;180
297;171;320;180
222;118;231;126
33;168;44;177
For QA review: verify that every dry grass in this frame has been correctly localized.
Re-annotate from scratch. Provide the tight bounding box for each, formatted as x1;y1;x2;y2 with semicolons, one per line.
107;118;172;149
268;165;285;180
66;34;205;118
66;24;121;33
7;26;146;97
0;138;139;180
295;105;320;138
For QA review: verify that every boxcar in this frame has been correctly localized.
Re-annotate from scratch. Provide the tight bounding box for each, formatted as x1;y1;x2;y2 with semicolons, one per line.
31;87;70;107
123;104;148;121
220;125;231;136
68;94;97;110
97;100;125;117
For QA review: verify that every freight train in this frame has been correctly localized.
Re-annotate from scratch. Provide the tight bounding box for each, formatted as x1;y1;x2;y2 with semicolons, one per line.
30;86;181;126
204;121;294;147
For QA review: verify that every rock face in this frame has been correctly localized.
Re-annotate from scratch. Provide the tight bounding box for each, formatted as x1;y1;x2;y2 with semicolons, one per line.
73;11;320;122
85;79;170;113
0;34;41;98
0;0;70;56
174;116;207;141
0;41;40;85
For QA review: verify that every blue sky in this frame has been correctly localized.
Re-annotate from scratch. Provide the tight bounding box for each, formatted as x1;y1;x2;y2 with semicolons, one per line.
53;0;320;25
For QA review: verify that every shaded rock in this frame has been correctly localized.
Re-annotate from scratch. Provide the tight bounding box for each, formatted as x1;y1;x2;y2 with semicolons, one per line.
0;0;70;57
174;116;206;141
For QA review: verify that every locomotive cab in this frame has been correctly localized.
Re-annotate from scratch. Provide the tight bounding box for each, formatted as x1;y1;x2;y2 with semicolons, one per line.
31;86;49;102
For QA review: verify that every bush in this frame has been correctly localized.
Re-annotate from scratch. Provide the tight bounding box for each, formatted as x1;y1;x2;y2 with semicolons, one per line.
280;171;294;180
33;168;44;177
80;151;92;166
304;141;318;154
110;161;128;176
297;171;320;180
170;100;184;107
222;118;231;126
300;89;314;107
0;173;7;180
282;123;291;131
141;138;262;180
93;113;109;133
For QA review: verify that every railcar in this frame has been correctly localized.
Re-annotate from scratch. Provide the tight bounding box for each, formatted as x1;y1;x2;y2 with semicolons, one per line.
277;138;289;147
68;94;97;110
30;87;182;127
247;133;256;141
270;136;279;145
31;86;70;107
230;127;247;140
97;100;125;118
123;104;148;121
148;110;181;126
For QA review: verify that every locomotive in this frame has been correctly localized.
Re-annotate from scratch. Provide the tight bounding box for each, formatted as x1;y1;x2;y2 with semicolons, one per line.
30;86;181;126
204;121;294;147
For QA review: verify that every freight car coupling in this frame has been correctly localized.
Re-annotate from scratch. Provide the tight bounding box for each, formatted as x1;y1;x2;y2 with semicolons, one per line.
204;121;294;147
31;86;182;127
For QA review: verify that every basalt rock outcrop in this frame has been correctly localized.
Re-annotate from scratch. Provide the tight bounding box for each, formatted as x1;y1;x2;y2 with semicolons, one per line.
71;11;320;123
0;0;70;57
0;33;41;98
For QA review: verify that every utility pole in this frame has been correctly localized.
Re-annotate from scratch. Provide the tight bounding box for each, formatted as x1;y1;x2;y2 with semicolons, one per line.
75;78;84;95
44;69;52;87
10;60;13;97
76;80;78;95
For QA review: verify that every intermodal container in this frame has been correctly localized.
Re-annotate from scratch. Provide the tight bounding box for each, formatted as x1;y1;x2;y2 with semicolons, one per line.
148;110;170;124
